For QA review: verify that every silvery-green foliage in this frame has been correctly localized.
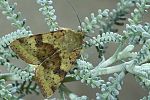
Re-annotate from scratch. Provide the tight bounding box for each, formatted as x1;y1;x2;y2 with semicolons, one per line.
36;0;59;31
0;79;18;100
71;59;104;88
96;72;125;100
85;32;123;47
0;0;32;34
79;0;135;33
0;0;36;99
69;93;88;100
10;81;39;96
125;23;150;45
0;0;34;82
0;29;32;52
0;0;25;28
140;95;150;100
0;0;150;100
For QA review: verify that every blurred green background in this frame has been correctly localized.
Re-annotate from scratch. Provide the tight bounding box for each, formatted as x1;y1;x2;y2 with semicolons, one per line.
0;0;150;100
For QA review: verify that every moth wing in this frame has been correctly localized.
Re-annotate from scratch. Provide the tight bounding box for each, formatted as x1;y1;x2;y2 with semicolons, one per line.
10;30;64;65
34;45;82;97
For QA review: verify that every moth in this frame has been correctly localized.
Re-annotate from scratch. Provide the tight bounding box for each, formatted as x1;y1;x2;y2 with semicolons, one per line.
10;28;84;97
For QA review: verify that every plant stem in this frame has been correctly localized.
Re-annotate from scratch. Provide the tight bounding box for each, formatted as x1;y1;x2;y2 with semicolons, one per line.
0;73;19;81
63;76;77;83
91;43;124;76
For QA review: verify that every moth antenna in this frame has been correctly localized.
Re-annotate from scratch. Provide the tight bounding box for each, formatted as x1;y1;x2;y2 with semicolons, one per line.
64;0;82;29
64;0;103;47
64;1;97;37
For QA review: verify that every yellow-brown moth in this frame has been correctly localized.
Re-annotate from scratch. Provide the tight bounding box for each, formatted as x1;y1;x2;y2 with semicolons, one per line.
10;28;84;97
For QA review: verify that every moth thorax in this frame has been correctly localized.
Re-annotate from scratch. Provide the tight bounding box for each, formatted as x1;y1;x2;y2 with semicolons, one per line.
64;31;83;51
